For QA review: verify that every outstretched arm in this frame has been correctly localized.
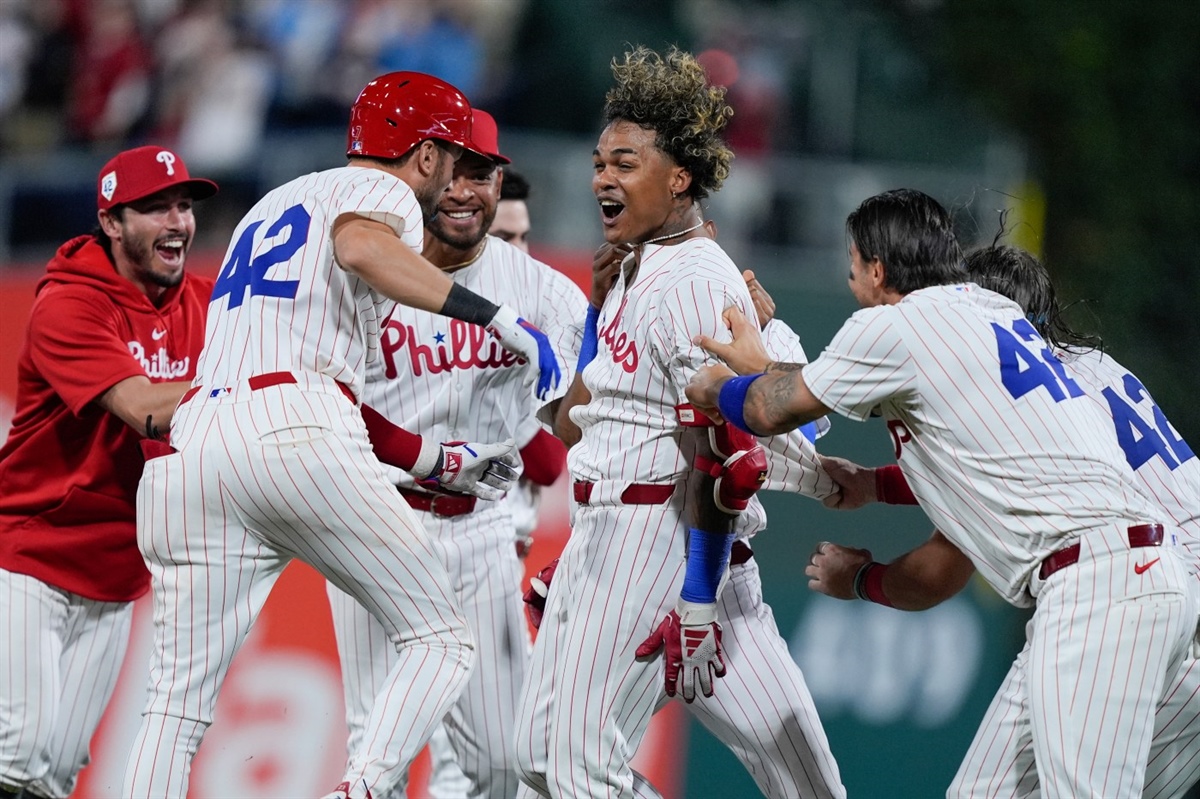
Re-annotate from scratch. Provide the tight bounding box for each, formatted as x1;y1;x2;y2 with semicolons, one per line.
333;215;465;313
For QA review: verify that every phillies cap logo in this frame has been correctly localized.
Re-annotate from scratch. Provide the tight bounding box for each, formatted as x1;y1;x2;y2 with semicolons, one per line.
100;171;117;201
156;151;177;176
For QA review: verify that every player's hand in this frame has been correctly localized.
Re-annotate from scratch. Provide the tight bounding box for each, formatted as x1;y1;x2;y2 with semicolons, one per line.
806;541;873;600
683;364;737;424
523;557;559;629
635;600;726;702
591;241;630;308
743;270;775;330
430;439;519;500
694;306;772;375
487;305;561;400
819;455;879;510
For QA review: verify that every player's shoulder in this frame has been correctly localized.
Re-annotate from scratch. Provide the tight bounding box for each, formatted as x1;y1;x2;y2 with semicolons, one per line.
1061;346;1128;387
265;165;409;202
32;280;115;313
483;236;579;287
654;237;742;289
483;235;547;271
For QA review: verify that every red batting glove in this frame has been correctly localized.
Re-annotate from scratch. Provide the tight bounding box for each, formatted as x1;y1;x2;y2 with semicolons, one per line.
523;558;559;630
635;600;726;702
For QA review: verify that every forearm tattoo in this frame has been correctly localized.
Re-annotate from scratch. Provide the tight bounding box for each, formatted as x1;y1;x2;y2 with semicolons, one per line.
145;414;161;440
745;369;807;433
765;361;804;373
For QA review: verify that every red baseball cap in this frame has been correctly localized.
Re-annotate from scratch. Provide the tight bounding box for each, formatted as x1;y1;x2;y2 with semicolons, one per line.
97;146;219;211
466;110;511;164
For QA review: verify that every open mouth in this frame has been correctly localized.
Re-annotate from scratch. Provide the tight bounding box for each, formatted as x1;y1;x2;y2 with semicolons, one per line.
156;239;185;265
599;199;624;224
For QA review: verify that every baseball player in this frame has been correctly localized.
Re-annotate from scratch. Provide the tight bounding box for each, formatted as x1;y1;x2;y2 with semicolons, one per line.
688;189;1200;797
512;46;845;799
121;73;561;799
326;109;584;799
0;146;217;799
805;244;1200;799
491;166;531;254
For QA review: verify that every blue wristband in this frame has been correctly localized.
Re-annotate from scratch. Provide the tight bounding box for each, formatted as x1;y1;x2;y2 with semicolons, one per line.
680;528;736;604
717;374;763;434
577;305;600;370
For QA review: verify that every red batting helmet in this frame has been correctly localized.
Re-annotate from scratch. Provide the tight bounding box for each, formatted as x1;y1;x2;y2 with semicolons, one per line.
347;71;474;160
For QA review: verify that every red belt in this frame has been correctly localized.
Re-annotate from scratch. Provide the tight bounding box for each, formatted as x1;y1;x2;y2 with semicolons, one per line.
572;481;675;505
1039;523;1164;580
180;372;355;405
398;487;477;518
730;540;753;566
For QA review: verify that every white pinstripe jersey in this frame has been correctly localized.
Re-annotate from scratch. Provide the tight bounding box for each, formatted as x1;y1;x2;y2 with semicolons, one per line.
802;283;1162;606
569;239;756;483
363;236;586;485
1063;348;1200;552
194;166;423;398
569;239;834;514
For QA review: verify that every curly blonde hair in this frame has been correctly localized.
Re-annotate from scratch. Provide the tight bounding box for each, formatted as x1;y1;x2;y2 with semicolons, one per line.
604;45;734;200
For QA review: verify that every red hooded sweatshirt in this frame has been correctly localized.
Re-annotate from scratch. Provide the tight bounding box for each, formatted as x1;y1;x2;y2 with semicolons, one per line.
0;235;212;601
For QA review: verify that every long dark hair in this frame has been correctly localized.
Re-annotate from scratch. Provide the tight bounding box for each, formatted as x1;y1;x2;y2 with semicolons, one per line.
846;189;966;294
964;244;1101;354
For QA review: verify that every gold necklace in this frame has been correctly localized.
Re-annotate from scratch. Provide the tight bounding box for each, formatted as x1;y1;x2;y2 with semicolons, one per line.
639;220;704;246
442;239;487;272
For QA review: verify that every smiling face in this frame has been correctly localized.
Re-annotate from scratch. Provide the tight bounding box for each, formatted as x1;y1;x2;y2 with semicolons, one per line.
426;150;500;252
592;120;683;245
99;185;195;296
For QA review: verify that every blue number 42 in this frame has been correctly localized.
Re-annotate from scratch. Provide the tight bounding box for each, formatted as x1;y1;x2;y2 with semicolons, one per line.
1103;374;1195;471
993;318;1084;402
211;203;311;310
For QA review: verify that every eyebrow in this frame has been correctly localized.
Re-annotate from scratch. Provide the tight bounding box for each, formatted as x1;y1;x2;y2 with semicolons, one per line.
593;147;639;157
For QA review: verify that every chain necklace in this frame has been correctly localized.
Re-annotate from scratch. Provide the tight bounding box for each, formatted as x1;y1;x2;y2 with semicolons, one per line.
442;238;488;273
639;220;704;246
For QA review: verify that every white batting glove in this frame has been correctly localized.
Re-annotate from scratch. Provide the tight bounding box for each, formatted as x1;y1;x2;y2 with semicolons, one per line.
486;304;561;401
410;438;519;501
635;599;726;702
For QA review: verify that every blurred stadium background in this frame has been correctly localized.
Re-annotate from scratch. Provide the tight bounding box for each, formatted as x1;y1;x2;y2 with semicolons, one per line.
0;0;1196;796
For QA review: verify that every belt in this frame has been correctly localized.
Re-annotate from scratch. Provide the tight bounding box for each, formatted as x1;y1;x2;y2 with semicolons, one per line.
398;487;477;518
730;540;753;566
180;371;355;405
1039;523;1164;580
572;481;675;505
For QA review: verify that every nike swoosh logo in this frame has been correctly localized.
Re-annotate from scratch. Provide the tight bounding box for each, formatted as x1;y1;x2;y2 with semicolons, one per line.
1134;558;1161;575
152;328;167;340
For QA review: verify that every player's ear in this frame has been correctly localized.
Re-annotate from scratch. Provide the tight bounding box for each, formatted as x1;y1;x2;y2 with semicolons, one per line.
669;167;692;200
415;139;441;176
869;257;887;289
98;208;122;239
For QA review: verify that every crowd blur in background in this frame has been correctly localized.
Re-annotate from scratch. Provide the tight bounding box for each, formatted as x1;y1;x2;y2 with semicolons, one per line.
0;0;522;166
0;0;816;158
